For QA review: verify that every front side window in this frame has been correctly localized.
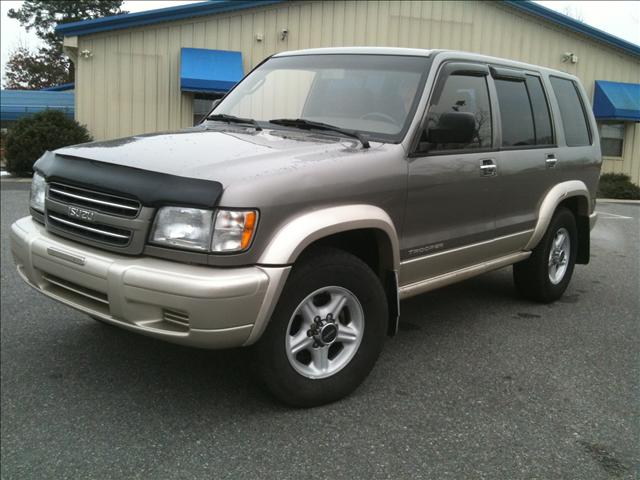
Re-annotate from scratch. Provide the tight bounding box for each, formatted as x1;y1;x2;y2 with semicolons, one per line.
494;78;535;147
423;74;493;152
598;122;625;157
214;54;431;142
550;76;591;147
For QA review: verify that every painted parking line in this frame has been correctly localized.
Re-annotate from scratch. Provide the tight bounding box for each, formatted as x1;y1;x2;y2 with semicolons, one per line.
595;211;633;220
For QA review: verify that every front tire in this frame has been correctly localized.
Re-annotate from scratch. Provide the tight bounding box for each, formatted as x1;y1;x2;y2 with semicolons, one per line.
255;247;387;407
514;207;577;303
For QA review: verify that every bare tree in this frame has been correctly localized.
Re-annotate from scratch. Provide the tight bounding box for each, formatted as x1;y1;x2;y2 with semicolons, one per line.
561;4;585;22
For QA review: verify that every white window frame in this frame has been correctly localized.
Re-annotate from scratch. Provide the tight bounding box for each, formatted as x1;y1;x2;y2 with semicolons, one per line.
598;122;625;160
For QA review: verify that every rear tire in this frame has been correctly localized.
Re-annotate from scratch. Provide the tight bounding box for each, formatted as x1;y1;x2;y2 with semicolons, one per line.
514;207;577;303
255;247;387;407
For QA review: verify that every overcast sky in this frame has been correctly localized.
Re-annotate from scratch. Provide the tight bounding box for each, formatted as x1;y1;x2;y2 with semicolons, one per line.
1;0;639;86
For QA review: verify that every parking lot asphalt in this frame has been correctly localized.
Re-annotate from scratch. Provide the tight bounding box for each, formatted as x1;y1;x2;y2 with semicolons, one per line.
1;181;638;480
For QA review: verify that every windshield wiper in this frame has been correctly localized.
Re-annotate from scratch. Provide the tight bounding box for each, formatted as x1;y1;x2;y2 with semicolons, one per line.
268;118;370;149
207;114;262;131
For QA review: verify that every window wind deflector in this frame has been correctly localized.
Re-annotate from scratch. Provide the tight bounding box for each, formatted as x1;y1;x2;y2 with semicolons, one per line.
490;66;526;81
268;118;370;149
206;114;262;131
443;62;489;77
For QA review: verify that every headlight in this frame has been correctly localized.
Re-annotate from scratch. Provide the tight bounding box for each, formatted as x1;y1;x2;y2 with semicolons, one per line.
211;210;258;252
150;207;214;251
30;172;46;212
150;207;258;253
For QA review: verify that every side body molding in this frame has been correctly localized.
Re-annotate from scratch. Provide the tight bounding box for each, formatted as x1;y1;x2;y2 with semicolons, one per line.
258;205;401;270
524;180;590;251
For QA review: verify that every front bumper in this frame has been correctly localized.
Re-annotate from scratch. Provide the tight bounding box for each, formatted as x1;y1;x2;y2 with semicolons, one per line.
11;216;290;349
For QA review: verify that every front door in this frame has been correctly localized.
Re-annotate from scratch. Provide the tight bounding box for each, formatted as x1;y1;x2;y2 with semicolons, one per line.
401;62;499;286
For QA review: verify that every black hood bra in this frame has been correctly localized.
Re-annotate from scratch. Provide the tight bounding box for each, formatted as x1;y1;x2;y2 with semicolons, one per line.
34;152;224;209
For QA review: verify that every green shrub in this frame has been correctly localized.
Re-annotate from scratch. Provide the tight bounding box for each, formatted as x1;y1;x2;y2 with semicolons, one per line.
597;173;640;200
4;110;92;176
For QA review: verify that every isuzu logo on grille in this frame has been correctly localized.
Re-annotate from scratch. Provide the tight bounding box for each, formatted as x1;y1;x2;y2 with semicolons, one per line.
68;206;96;222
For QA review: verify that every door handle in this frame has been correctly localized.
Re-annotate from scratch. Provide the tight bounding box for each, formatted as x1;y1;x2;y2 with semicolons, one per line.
480;159;497;176
545;154;558;168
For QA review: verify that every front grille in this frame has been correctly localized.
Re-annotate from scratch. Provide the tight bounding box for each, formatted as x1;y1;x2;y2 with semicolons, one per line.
47;212;132;246
44;181;150;253
48;183;141;218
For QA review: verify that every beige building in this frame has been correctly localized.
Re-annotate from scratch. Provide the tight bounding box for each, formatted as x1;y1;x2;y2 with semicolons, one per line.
57;0;640;184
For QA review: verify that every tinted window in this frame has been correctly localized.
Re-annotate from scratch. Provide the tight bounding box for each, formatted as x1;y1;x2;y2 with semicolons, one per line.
424;74;492;151
495;79;535;147
550;77;591;146
525;75;553;145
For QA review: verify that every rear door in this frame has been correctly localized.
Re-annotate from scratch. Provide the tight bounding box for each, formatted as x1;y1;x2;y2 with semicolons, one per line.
491;67;558;242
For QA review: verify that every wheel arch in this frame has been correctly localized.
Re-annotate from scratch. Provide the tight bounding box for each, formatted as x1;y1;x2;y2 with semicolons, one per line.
258;205;401;336
525;180;592;264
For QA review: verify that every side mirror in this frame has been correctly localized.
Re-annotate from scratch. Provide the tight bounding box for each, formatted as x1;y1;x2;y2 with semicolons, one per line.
427;112;476;145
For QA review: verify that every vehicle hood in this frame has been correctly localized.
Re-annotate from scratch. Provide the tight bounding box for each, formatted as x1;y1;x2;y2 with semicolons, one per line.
55;127;366;186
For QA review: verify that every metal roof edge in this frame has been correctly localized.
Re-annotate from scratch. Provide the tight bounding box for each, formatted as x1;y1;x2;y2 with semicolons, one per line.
55;0;284;37
53;0;640;60
41;83;75;91
504;1;640;58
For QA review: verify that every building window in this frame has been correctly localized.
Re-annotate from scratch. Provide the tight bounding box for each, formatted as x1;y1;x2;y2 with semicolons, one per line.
193;93;223;125
598;123;625;158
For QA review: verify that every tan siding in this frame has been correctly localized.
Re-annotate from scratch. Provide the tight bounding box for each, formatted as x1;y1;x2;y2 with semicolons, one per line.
73;0;640;183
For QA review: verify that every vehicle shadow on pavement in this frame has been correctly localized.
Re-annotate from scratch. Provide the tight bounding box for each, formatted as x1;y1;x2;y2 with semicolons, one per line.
49;267;524;413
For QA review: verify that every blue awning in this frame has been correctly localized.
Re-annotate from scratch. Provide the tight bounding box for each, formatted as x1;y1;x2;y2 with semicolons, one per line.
180;48;243;94
0;90;74;122
593;80;640;121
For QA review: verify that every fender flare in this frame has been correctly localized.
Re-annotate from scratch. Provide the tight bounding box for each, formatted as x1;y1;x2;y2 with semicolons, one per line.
246;206;400;345
258;204;401;270
524;180;591;251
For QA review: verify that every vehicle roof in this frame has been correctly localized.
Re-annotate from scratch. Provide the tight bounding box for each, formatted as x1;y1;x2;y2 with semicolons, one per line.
273;47;579;81
274;47;435;57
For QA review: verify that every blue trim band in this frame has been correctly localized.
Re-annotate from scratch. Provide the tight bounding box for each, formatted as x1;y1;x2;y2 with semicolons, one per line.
55;0;284;37
505;1;640;58
41;83;75;91
0;90;75;122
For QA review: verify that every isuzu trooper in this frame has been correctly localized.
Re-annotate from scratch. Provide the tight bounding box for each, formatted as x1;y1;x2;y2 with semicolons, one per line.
11;48;601;406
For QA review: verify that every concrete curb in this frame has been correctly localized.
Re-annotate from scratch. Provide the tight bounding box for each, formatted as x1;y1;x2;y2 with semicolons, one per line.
597;198;640;205
0;177;32;183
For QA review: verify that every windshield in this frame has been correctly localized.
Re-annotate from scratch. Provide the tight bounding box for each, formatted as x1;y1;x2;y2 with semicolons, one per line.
211;54;431;143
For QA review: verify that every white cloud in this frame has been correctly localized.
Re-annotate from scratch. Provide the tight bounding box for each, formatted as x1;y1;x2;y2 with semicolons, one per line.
534;1;640;46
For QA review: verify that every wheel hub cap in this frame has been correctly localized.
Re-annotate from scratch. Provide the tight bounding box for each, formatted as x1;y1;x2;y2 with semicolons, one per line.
548;227;570;285
317;321;338;345
285;286;365;379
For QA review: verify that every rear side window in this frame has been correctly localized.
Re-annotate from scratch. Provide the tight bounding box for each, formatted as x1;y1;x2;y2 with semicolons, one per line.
494;79;535;147
525;75;554;145
424;74;492;151
550;77;591;146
